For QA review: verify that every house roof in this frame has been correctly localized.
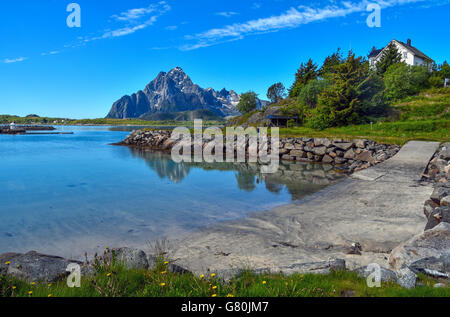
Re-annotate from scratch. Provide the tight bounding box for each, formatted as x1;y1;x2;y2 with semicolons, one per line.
394;39;434;61
368;48;383;58
369;39;434;62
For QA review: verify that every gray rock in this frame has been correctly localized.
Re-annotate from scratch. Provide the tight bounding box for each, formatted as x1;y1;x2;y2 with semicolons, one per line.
314;138;332;147
355;150;375;163
441;196;450;207
253;259;346;276
322;155;334;164
313;146;327;156
434;283;446;288
0;251;83;283
334;142;353;151
112;248;150;270
430;186;450;204
354;266;397;282
409;253;450;278
389;222;450;270
396;267;417;289
344;148;356;159
425;206;450;231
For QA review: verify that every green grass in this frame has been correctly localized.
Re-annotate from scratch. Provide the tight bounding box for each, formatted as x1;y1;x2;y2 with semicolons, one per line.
1;255;449;298
277;119;449;145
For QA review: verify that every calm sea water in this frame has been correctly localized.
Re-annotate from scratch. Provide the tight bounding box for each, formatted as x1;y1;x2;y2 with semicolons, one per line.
0;126;344;258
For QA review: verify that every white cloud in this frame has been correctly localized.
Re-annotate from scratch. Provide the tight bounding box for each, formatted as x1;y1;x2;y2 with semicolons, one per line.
182;0;431;50
111;1;171;22
165;25;178;30
216;11;238;18
41;51;60;56
3;57;27;64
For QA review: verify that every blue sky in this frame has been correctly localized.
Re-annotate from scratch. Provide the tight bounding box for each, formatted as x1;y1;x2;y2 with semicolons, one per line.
1;0;449;118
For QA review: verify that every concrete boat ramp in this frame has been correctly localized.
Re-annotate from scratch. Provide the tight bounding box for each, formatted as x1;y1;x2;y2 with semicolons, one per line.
171;141;441;275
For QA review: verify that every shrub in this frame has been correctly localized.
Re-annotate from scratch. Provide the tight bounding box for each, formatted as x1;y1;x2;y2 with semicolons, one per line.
384;63;430;101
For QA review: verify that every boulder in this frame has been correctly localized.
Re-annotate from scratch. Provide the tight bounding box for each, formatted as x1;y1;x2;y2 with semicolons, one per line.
334;142;353;151
354;266;397;282
314;138;332;147
425;206;450;231
0;251;83;283
313;146;327;156
389;222;450;270
290;150;305;158
354;139;367;149
424;199;439;219
430;186;450;204
111;248;151;270
253;259;346;276
344;148;356;159
355;150;375;163
441;196;450;207
322;155;334;164
409;253;450;278
396;267;417;289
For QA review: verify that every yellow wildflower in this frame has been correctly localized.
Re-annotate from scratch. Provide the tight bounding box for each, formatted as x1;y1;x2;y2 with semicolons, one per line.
28;291;33;296
227;294;234;297
106;273;112;277
212;294;217;297
262;281;267;285
48;283;52;287
160;283;166;287
161;271;167;275
212;286;217;290
17;264;22;269
211;273;216;278
200;274;205;279
12;286;16;290
48;294;52;298
31;282;36;286
4;261;11;265
164;261;169;265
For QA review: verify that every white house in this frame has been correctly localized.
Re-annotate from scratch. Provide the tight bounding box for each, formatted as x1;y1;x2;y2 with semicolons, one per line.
369;39;434;71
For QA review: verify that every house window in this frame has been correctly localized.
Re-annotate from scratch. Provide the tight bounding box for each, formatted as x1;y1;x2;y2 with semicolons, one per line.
403;52;408;59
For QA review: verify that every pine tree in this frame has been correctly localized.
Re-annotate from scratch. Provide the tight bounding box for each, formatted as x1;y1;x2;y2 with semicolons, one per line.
376;42;402;75
289;59;318;98
319;48;344;77
311;52;368;129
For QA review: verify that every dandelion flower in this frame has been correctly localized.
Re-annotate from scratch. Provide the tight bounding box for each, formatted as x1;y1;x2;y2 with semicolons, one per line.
48;294;52;297
106;273;112;277
262;281;267;285
211;273;216;278
164;261;169;265
31;282;36;286
4;261;11;265
212;294;217;297
200;274;205;279
28;291;33;296
212;286;217;290
160;283;166;287
12;286;16;290
161;271;167;275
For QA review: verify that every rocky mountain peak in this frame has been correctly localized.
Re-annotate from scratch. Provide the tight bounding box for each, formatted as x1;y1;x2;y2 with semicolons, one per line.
106;67;267;120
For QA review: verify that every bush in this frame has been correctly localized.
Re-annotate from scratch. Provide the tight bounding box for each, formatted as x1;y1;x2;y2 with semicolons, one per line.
384;63;430;101
297;79;329;109
429;74;444;88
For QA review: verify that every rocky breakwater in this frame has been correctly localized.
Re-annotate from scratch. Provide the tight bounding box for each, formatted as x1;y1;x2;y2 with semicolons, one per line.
119;130;400;174
386;143;450;288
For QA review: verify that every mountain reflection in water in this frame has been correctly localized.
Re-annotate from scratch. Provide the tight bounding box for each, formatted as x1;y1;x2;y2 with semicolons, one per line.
128;148;346;201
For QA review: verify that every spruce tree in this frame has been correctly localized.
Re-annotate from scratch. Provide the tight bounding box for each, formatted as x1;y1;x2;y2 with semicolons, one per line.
289;59;318;98
376;42;402;75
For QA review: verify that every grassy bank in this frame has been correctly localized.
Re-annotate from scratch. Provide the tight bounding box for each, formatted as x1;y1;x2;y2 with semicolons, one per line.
277;119;449;145
1;258;449;298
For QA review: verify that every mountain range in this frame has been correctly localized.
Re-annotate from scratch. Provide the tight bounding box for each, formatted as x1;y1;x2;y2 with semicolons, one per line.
106;67;267;120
